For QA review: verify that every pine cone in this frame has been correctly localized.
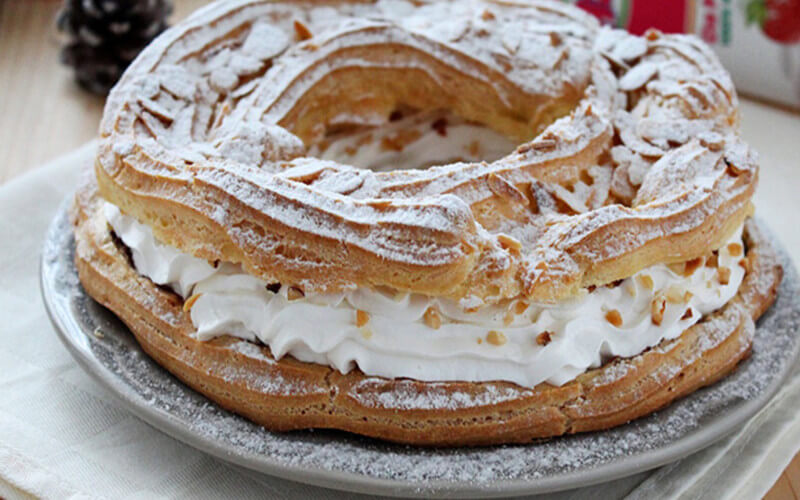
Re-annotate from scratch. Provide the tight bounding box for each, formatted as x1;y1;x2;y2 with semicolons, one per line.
57;0;173;95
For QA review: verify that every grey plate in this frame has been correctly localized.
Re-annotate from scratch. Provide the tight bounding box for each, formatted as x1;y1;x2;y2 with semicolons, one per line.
41;199;800;498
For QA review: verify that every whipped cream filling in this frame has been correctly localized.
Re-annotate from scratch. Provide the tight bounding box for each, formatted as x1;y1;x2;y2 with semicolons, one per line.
308;110;516;171
104;202;747;388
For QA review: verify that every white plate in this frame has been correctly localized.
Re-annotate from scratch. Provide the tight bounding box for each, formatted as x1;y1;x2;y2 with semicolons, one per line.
41;201;800;498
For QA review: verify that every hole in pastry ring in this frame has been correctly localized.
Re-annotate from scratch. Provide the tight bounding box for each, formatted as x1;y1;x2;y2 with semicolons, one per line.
96;0;757;303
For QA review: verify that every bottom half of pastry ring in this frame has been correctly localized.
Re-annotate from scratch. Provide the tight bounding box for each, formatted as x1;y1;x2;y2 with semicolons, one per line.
71;181;782;447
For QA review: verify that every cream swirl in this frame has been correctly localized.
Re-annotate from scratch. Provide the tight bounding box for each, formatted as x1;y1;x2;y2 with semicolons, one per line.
104;203;746;388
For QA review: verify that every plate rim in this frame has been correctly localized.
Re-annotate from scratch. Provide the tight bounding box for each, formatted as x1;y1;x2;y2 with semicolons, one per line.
41;197;800;498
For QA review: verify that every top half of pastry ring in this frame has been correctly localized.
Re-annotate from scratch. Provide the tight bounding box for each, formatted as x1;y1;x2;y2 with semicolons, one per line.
94;0;758;306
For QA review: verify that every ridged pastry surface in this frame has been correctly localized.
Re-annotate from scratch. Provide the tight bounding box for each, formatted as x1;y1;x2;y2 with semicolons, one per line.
97;0;757;304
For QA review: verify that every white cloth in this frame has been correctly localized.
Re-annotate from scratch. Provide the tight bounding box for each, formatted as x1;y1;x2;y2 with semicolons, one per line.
1;99;799;499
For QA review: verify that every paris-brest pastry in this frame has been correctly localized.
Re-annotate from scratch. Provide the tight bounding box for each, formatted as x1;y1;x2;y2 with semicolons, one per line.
71;0;782;445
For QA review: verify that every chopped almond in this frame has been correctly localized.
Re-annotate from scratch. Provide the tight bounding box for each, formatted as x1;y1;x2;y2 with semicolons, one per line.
360;328;373;340
638;274;654;290
726;161;745;176
667;262;685;275
665;286;686;303
706;253;719;268
727;243;743;256
536;331;552;346
514;300;528;315
498;234;522;253
683;257;703;276
287;287;305;301
468;140;481;157
183;293;202;312
486;330;507;346
718;266;731;285
293;20;312;40
651;296;666;326
681;308;694;320
739;257;751;273
605;309;623;327
481;9;495;20
423;306;442;330
356;310;370;327
380;130;422;152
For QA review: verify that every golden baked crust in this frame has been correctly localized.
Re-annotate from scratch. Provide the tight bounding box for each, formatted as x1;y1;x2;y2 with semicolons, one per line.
96;0;757;304
72;179;781;446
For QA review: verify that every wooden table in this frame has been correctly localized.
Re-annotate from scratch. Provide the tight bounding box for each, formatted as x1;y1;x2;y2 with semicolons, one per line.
1;1;798;498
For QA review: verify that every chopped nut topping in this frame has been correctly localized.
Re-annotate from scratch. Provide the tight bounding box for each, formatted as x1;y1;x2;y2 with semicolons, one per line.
477;337;483;345
665;286;686;303
667;262;685;275
536;331;552;346
380;129;422;152
497;234;522;253
638;274;654;290
503;309;514;327
706;253;719;268
627;284;636;297
481;9;495;20
431;117;448;136
739;257;751;273
486;330;507;346
549;31;562;46
487;173;528;205
370;199;393;209
468;140;481;157
727;243;743;256
718;266;731;285
683;257;703;276
293;20;312;40
681;308;694;320
287;287;305;301
530;138;557;151
605;309;623;327
651;296;666;326
514;300;528;315
423;306;442;330
360;328;373;340
183;293;202;312
356;310;370;327
726;160;745;176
